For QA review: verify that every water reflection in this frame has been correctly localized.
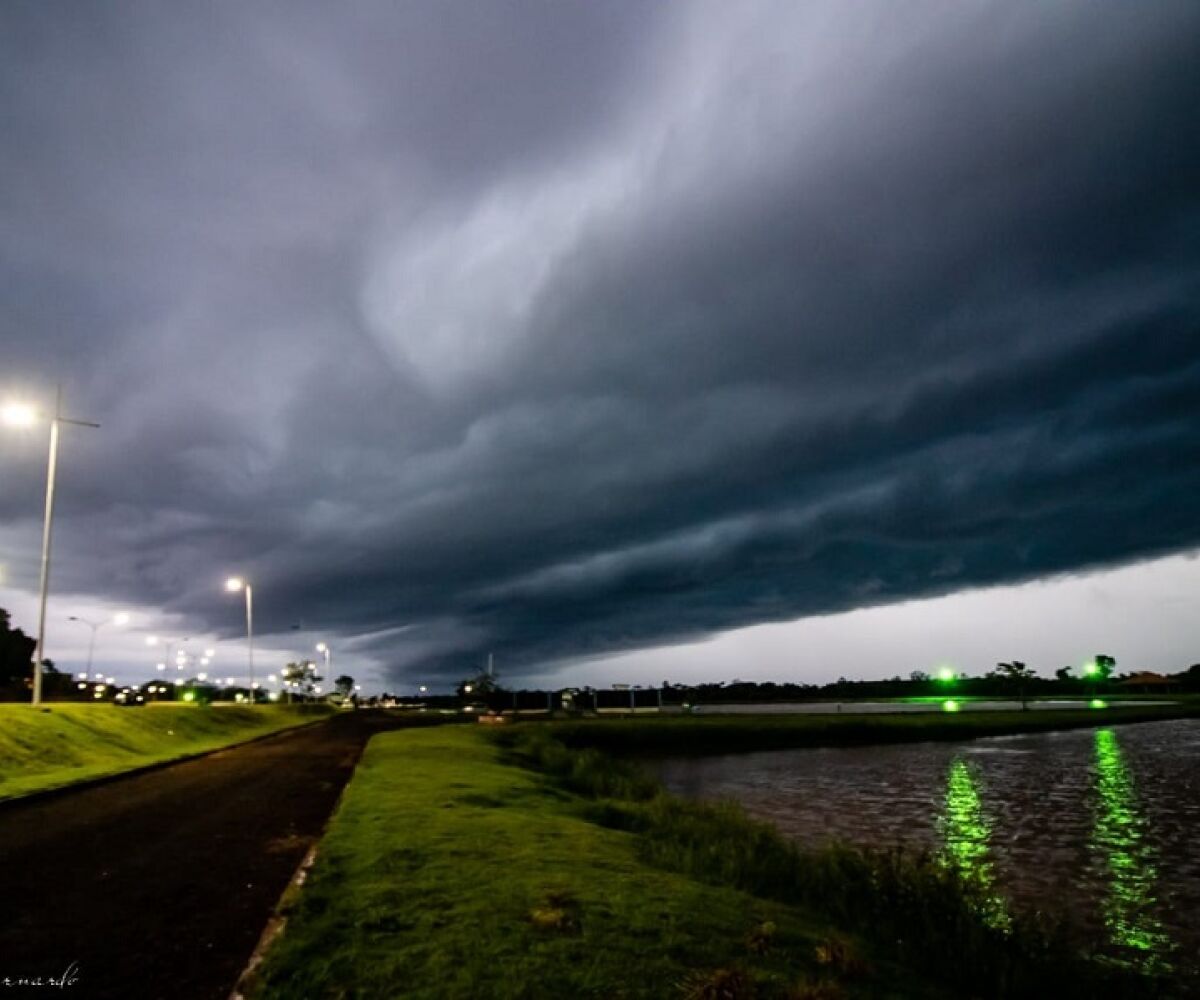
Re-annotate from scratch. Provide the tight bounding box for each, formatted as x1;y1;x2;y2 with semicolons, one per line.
938;757;1008;927
650;719;1200;968
1090;728;1172;971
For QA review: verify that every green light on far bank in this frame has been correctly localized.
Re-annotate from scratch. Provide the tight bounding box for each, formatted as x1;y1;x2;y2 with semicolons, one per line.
937;667;956;683
943;700;960;713
1090;698;1108;709
182;691;195;702
1083;662;1099;677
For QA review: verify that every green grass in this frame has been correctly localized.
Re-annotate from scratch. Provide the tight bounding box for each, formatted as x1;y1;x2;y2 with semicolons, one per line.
249;726;949;1000
499;728;1156;999
249;725;1159;1000
545;703;1200;756
0;702;333;801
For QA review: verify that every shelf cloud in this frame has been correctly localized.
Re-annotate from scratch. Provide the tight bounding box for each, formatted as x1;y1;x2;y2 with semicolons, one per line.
1;1;1198;682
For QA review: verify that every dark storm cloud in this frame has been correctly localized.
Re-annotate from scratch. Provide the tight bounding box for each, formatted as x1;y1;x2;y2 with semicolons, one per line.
1;1;1198;682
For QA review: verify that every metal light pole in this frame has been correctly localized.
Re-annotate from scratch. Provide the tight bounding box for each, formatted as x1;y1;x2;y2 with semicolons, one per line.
147;634;191;685
225;578;254;701
2;389;99;705
316;642;331;683
68;612;129;678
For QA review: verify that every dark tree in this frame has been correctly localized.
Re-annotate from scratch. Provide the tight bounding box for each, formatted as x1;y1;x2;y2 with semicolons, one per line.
993;660;1037;710
0;608;37;687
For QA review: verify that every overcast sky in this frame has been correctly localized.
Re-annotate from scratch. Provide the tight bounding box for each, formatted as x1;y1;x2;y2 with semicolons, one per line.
1;2;1198;692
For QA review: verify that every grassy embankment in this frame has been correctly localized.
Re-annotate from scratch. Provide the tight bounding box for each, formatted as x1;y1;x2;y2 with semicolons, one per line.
248;722;1159;1000
549;701;1200;756
0;702;333;801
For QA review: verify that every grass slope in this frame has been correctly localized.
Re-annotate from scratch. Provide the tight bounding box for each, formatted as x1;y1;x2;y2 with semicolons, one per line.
0;703;332;801
249;726;947;1000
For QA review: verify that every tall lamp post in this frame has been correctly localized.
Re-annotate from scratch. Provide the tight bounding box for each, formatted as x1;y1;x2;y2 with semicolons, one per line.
316;642;331;683
68;612;129;678
2;390;99;705
225;578;254;701
146;634;191;681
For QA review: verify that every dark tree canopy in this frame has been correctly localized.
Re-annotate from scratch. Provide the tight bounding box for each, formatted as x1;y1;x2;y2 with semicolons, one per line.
0;609;36;685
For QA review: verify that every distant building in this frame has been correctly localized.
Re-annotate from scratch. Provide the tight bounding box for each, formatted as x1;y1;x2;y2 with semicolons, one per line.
1116;671;1179;693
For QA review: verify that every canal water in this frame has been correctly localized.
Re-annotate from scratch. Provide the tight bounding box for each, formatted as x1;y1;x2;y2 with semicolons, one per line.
651;719;1200;974
679;699;1176;714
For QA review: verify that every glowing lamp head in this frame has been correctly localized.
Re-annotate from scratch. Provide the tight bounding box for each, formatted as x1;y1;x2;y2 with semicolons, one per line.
224;577;245;593
937;667;956;683
1083;662;1099;677
112;612;130;626
146;636;159;647
1;402;38;428
316;642;327;653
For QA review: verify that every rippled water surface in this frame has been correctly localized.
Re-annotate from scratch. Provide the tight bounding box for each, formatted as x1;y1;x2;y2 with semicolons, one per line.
651;720;1200;973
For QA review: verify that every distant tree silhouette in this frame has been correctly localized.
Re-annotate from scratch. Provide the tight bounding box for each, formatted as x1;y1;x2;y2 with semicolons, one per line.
0;608;36;687
456;671;499;698
993;660;1037;709
282;660;322;698
1055;666;1074;682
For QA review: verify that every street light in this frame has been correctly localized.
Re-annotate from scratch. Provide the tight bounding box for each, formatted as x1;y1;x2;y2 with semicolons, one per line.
67;613;130;678
225;577;254;701
315;641;331;684
147;634;190;679
2;388;99;705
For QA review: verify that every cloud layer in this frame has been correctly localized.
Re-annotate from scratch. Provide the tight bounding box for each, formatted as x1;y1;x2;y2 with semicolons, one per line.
1;1;1198;682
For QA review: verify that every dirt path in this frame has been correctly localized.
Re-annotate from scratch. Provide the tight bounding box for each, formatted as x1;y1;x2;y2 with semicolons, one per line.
0;710;410;999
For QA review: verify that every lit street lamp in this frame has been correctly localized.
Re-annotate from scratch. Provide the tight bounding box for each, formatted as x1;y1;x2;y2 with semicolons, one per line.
2;389;99;705
146;634;190;680
316;641;331;680
225;577;254;701
67;612;129;678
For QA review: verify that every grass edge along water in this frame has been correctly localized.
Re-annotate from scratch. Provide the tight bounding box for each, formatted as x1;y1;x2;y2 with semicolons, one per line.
249;722;1170;999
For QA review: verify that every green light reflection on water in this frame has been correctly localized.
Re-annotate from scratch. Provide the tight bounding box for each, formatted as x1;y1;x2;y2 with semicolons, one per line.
1090;728;1173;972
938;756;1009;928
